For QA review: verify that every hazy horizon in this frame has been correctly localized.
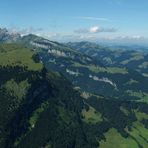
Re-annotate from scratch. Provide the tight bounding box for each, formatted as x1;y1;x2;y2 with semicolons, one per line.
1;0;148;45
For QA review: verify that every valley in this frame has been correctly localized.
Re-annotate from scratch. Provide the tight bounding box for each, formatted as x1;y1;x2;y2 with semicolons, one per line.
0;29;148;148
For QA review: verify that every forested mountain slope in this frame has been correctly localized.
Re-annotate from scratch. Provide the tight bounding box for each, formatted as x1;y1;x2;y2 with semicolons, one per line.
0;43;148;148
18;35;148;102
67;42;148;77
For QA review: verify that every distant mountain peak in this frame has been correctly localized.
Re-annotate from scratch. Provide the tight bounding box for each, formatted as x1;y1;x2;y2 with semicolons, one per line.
0;28;21;43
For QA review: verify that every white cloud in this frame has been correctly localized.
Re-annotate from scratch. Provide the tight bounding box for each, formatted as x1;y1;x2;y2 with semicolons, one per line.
115;35;144;40
8;26;44;35
5;26;147;44
90;26;100;33
74;16;110;21
131;35;144;39
75;26;117;34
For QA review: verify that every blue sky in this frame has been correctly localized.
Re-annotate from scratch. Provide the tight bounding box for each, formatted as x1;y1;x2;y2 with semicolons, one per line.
0;0;148;43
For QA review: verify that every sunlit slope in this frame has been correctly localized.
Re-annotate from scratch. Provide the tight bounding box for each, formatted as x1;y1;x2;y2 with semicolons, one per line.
0;42;147;148
0;44;43;71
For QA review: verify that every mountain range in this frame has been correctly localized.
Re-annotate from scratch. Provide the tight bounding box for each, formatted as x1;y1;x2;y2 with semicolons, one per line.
0;28;148;148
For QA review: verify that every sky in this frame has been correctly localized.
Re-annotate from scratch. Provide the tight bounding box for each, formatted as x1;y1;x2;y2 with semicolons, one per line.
0;0;148;44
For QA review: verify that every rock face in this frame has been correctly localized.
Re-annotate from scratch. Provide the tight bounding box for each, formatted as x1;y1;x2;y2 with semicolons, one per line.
89;74;117;88
0;28;21;43
31;41;51;49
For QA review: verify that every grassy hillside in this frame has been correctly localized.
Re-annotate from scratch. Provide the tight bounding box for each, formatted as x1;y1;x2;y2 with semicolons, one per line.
66;42;148;102
0;43;87;148
85;96;148;148
67;42;148;76
0;43;148;148
0;44;43;71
